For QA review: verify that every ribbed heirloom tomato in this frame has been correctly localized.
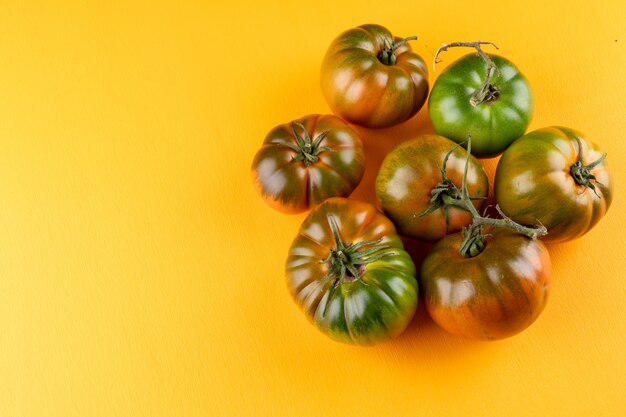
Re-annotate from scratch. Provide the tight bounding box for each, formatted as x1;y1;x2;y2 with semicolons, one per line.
251;114;365;214
428;43;533;157
495;126;613;242
375;134;489;242
420;229;551;340
286;198;418;345
320;24;429;128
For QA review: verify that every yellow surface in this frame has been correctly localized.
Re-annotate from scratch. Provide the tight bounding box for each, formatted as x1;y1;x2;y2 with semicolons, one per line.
0;1;624;416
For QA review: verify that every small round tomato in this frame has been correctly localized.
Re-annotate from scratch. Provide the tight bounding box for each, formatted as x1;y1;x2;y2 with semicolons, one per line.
251;114;365;214
420;228;551;340
320;24;429;128
495;126;613;242
375;134;489;242
428;53;533;157
286;197;418;345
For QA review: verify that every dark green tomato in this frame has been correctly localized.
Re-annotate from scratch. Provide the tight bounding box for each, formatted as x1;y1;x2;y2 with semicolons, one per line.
286;197;418;345
495;126;613;243
320;24;429;128
375;135;489;242
420;229;551;340
251;114;365;214
428;54;533;157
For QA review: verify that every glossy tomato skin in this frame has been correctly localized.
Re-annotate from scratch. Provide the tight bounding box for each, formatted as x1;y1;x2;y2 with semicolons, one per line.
286;198;418;345
428;54;533;157
375;135;489;242
495;127;613;243
251;114;365;214
420;229;551;340
320;24;429;128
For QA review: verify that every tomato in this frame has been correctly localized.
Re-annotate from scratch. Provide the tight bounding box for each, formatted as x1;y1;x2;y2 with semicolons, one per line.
251;114;365;214
428;53;533;157
320;24;429;128
375;134;489;242
286;197;418;345
420;228;551;340
495;126;613;242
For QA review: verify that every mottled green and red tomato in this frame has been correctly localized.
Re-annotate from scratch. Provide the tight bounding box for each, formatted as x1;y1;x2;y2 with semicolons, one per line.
251;114;365;214
320;24;429;128
375;134;489;242
420;228;551;340
495;126;613;242
286;198;418;345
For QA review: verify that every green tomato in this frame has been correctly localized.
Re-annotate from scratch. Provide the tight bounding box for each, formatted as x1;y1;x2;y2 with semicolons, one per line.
495;126;613;242
286;197;418;345
428;54;533;157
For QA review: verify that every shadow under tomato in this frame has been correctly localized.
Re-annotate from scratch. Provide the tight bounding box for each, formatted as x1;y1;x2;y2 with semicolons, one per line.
479;155;500;209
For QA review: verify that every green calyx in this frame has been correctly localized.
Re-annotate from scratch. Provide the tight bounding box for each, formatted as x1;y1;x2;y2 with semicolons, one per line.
460;225;487;258
378;36;417;66
318;215;394;317
471;83;500;107
322;215;392;282
416;142;484;235
286;122;333;166
570;136;606;196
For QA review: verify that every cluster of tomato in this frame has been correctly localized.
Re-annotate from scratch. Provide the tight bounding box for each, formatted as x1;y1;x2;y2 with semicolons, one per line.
251;24;613;344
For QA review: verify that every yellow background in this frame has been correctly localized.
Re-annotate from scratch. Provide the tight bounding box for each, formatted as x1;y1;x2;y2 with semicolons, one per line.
1;1;624;416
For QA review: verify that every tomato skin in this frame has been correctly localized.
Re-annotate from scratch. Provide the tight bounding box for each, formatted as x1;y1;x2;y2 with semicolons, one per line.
286;198;418;345
375;135;489;242
495;127;613;243
320;24;428;128
420;229;551;340
251;114;365;214
428;54;533;157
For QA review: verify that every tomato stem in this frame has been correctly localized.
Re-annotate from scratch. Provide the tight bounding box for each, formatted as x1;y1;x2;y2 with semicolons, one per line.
433;41;501;106
443;134;547;257
287;122;333;166
569;136;607;197
321;215;394;279
415;141;479;234
318;215;398;317
378;36;417;66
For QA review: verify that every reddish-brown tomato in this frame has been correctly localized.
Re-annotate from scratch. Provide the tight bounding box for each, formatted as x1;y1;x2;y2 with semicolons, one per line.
320;24;428;128
251;114;365;214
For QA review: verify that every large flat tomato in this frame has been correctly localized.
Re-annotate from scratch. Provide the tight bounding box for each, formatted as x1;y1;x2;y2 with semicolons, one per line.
251;114;365;214
495;126;613;242
286;197;418;345
420;229;551;340
428;51;533;157
375;135;489;242
320;24;428;128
